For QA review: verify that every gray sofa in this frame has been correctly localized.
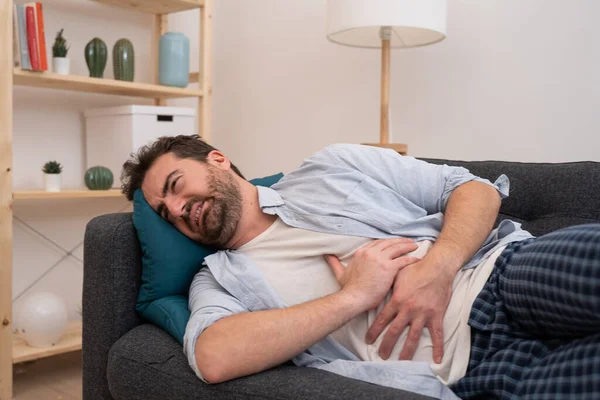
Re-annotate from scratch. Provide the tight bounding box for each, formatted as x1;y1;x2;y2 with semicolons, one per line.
82;158;600;400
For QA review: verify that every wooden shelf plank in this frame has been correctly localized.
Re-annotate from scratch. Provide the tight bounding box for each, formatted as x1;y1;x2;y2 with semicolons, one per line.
14;189;124;200
92;0;204;14
13;321;82;364
14;69;203;99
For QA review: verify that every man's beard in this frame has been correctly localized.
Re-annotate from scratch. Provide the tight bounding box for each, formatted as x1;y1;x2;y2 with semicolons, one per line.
185;167;243;249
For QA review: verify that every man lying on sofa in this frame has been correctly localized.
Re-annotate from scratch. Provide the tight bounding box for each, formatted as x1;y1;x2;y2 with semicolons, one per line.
120;135;599;400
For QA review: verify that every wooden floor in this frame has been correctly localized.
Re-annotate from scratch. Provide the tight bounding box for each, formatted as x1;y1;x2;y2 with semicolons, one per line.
13;351;82;400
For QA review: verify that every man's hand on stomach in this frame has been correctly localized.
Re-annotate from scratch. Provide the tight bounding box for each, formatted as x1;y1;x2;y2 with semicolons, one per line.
324;238;421;313
366;253;454;364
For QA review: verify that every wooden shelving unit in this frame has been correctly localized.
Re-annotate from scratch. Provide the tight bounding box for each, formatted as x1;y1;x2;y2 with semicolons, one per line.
14;69;204;99
92;0;204;14
0;0;213;398
12;321;82;364
13;189;123;200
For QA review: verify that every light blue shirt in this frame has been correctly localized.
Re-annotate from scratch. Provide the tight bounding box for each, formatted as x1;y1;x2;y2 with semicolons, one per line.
183;144;534;399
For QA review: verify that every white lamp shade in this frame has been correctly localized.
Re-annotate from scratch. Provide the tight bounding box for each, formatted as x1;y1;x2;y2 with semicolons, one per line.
326;0;447;48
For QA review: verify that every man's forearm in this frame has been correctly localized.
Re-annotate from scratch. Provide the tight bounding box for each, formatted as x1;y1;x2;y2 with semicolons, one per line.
427;180;501;274
195;289;364;383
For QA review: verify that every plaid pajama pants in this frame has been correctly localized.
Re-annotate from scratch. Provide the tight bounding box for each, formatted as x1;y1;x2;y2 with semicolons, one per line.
450;224;600;400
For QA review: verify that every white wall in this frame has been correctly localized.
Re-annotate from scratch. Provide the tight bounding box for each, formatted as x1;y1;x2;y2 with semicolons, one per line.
209;0;600;180
12;0;600;321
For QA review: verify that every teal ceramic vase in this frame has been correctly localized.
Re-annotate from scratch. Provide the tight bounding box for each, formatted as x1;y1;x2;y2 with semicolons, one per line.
113;38;135;81
85;38;108;78
159;32;189;88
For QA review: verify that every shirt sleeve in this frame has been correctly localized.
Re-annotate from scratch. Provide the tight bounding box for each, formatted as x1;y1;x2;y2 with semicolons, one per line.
316;143;509;215
183;267;250;382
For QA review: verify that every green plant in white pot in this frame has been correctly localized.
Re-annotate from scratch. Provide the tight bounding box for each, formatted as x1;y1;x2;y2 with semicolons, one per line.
42;161;63;192
52;29;70;75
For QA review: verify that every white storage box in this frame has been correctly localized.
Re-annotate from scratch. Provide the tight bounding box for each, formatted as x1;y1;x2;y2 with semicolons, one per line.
84;105;196;188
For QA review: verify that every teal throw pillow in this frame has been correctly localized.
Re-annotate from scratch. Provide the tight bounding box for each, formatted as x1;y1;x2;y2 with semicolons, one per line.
133;173;284;344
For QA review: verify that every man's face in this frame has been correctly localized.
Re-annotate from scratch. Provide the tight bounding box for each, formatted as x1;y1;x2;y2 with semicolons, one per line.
142;152;243;248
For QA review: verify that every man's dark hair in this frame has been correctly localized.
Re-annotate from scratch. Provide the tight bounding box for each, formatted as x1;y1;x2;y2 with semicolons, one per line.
121;134;245;201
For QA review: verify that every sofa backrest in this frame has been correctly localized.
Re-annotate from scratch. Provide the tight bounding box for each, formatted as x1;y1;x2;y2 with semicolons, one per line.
419;158;600;237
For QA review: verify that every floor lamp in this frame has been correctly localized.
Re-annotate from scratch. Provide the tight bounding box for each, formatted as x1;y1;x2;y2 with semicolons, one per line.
326;0;447;155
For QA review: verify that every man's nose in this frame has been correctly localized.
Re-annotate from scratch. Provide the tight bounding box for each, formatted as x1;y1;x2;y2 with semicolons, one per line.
166;197;187;219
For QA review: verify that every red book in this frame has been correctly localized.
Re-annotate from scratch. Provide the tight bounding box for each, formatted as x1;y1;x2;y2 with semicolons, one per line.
25;6;40;70
36;2;48;71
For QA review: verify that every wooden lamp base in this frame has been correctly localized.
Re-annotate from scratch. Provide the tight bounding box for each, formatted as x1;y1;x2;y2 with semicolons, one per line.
367;30;408;156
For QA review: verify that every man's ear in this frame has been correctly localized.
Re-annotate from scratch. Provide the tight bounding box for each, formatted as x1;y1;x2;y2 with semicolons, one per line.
206;150;231;170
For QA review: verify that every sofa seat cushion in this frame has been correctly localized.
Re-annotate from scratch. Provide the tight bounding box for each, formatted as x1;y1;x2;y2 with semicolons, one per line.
107;324;434;400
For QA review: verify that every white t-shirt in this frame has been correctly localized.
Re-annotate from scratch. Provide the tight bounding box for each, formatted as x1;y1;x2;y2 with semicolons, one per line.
236;217;503;385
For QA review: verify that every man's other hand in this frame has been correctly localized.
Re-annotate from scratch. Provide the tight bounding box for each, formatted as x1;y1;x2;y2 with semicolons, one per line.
366;257;454;364
324;238;420;313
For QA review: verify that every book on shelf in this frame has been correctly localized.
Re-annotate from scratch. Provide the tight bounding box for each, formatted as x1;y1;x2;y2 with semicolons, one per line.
15;4;31;70
13;2;48;71
12;5;20;68
25;5;40;70
36;2;48;71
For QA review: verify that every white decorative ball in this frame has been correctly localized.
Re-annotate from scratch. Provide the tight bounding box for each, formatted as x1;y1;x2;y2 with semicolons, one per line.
16;292;68;347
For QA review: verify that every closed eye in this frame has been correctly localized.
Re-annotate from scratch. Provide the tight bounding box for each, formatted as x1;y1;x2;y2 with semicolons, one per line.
171;176;181;194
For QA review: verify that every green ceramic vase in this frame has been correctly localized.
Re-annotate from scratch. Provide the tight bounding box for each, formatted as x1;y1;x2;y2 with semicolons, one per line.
113;39;134;82
85;38;108;78
85;166;114;190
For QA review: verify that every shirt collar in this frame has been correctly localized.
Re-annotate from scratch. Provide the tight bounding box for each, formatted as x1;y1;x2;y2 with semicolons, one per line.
256;185;285;209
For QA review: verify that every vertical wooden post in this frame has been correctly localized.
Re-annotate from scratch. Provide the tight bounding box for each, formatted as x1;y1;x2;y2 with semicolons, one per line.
199;0;213;144
380;39;391;145
0;0;13;398
153;14;168;106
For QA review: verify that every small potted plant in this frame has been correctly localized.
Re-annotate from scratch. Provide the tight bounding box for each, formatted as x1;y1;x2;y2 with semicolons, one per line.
42;161;63;192
52;29;70;75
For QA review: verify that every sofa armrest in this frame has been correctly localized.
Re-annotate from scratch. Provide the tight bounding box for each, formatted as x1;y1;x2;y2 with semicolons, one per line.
83;212;143;400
